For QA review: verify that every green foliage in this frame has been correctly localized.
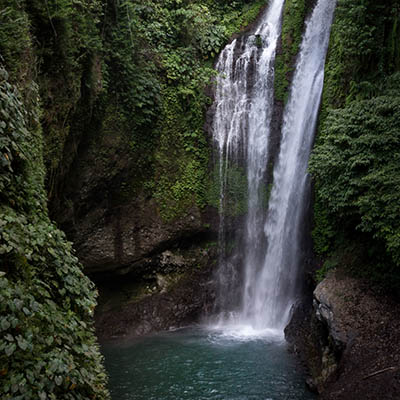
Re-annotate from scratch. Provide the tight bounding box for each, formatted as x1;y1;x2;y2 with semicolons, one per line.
314;242;366;283
0;68;45;215
207;163;249;217
311;77;400;293
0;65;109;399
153;85;209;220
219;0;267;39
0;69;29;200
311;192;337;256
322;0;400;109
155;159;207;220
274;0;308;102
0;0;104;193
34;0;103;177
0;1;33;84
1;0;267;222
315;258;338;283
103;0;265;220
103;3;160;129
311;78;400;267
312;0;400;290
0;215;109;399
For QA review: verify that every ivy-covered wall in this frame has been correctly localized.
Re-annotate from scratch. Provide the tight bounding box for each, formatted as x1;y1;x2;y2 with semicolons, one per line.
0;1;112;398
0;65;109;398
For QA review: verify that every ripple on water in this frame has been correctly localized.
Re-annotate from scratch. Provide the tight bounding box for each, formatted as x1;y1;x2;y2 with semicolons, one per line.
101;327;315;400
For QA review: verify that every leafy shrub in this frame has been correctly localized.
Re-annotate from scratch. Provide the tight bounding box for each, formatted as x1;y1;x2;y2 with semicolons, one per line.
322;0;400;109
311;0;400;289
310;74;400;274
0;65;109;399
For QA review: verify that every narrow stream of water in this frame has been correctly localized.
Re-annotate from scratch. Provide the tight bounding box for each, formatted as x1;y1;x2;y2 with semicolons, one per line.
102;328;315;400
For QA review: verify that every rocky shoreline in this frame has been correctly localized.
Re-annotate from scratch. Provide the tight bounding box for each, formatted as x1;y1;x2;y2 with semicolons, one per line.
94;261;400;398
286;269;400;399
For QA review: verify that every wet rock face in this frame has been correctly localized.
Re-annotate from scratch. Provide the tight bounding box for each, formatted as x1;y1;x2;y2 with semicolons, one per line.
70;197;207;275
95;275;214;339
49;96;218;278
52;125;214;277
285;296;332;394
313;279;349;352
94;246;217;340
51;118;219;338
287;269;400;399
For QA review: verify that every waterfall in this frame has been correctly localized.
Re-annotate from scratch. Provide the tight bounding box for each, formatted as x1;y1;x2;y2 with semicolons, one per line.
211;0;336;335
211;0;285;328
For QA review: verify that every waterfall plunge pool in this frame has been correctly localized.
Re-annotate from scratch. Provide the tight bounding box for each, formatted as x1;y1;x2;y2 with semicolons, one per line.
101;326;315;400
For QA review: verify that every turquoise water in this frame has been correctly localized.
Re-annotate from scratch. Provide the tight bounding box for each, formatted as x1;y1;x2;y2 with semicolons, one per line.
102;327;315;400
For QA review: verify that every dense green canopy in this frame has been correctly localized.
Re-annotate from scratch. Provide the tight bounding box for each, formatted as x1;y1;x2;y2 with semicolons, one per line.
310;74;400;269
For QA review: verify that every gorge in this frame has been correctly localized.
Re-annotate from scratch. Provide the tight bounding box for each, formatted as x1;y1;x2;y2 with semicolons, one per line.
1;0;400;399
103;0;335;397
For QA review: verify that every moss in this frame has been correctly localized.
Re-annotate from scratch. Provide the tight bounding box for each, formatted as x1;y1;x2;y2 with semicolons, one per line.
152;86;209;221
223;0;267;38
320;0;400;113
274;0;308;102
388;16;400;71
0;0;104;200
0;1;34;85
94;1;266;221
148;1;268;222
207;163;249;217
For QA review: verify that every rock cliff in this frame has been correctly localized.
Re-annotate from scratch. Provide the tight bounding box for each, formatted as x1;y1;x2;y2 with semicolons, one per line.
287;269;400;399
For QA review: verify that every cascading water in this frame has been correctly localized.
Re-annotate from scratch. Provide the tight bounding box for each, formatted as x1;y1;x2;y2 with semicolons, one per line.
212;0;336;335
211;0;285;332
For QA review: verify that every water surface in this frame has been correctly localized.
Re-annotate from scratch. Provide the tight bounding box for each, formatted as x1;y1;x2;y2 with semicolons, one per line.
102;327;315;400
